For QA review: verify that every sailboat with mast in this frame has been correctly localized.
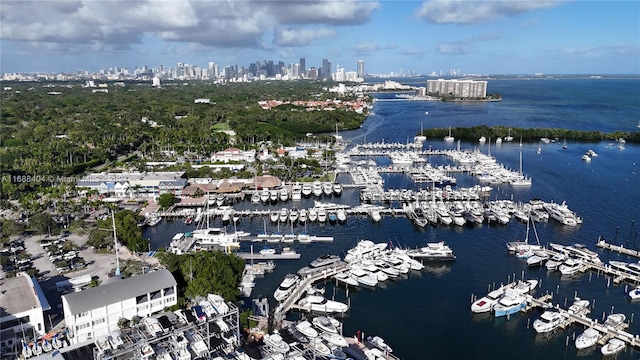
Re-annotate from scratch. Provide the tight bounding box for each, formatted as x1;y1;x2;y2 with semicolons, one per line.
444;126;454;142
415;121;427;142
506;215;543;255
511;150;532;186
504;128;514;142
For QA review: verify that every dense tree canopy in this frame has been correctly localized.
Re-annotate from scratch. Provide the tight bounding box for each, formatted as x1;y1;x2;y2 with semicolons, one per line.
158;251;245;303
0;80;367;201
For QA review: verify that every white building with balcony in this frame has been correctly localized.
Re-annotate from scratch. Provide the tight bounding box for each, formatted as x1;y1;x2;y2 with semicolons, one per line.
62;269;177;345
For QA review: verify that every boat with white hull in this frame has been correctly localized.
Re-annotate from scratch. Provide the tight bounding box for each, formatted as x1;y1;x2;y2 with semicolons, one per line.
406;241;456;261
297;294;349;314
533;308;563;333
559;258;584;275
274;274;300;302
601;338;626;356
493;288;527;317
575;328;601;350
471;286;509;313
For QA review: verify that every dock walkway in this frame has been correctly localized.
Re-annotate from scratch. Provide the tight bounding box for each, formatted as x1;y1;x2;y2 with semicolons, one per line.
273;262;349;325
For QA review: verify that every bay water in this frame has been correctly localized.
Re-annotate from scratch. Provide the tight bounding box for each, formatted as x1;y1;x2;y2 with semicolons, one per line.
146;78;640;359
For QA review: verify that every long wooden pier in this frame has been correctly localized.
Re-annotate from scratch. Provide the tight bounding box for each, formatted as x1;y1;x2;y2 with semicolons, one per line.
596;237;640;259
273;262;349;327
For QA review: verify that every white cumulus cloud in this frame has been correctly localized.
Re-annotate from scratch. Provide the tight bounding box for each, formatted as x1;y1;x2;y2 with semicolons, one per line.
273;27;336;47
415;0;564;24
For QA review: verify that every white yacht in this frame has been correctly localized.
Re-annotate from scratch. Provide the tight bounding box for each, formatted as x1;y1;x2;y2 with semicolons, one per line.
349;267;378;287
559;258;583;275
273;274;300;302
310;254;342;268
312;181;323;197
297;294;349;314
298;208;307;223
436;208;453;225
533;308;563;333
295;320;319;338
545;252;568;271
263;333;290;354
192;227;241;249
471;286;507;313
308;208;318;222
291;183;302;201
601;338;626;356
260;188;270;203
317;208;327;223
334;271;359;287
322;182;333;196
302;183;313;197
288;208;299;223
312;316;340;334
406;241;456;261
336;208;347;222
368;336;393;354
370;209;382;222
344;240;387;263
604;313;626;328
279;187;289;202
251;192;261;203
629;285;640;300
322;332;348;348
564;243;601;264
269;189;279;203
544;201;578;226
575;328;601;350
332;183;343;196
567;298;590;314
493;288;527;317
278;208;289;223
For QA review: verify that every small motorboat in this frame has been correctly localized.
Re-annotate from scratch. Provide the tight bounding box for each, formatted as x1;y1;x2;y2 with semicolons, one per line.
601;338;626;356
312;316;339;334
567;297;590;314
629;285;640;300
575;328;601;350
533;308;563;333
368;335;393;353
295;320;318;338
604;313;626;328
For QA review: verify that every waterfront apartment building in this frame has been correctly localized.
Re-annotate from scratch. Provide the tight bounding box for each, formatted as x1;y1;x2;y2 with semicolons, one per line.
62;269;177;345
76;171;187;197
0;272;50;353
427;79;488;98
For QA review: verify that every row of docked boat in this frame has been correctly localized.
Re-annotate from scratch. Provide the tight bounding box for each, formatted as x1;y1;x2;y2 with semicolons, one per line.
533;301;627;355
258;316;395;360
250;182;343;204
335;240;426;288
470;279;539;316
268;207;347;225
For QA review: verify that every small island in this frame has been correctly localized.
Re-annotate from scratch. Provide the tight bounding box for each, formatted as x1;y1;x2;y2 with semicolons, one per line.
416;125;640;143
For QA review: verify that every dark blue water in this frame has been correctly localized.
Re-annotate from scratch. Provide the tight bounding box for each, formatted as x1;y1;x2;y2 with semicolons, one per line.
146;79;640;359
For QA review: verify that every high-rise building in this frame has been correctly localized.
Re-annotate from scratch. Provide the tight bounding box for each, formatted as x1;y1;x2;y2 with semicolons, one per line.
357;60;365;78
300;57;306;74
426;79;487;98
321;59;331;80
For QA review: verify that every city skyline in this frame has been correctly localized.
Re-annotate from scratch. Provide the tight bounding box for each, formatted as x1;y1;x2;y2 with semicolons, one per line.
1;1;639;75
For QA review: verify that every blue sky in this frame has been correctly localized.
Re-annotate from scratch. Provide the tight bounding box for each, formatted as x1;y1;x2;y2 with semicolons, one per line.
1;0;638;75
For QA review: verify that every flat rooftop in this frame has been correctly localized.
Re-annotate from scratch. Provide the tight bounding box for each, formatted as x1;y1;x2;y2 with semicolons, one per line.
0;272;40;317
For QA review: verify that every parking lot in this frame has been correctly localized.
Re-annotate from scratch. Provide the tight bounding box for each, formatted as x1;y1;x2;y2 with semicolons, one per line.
1;231;159;329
